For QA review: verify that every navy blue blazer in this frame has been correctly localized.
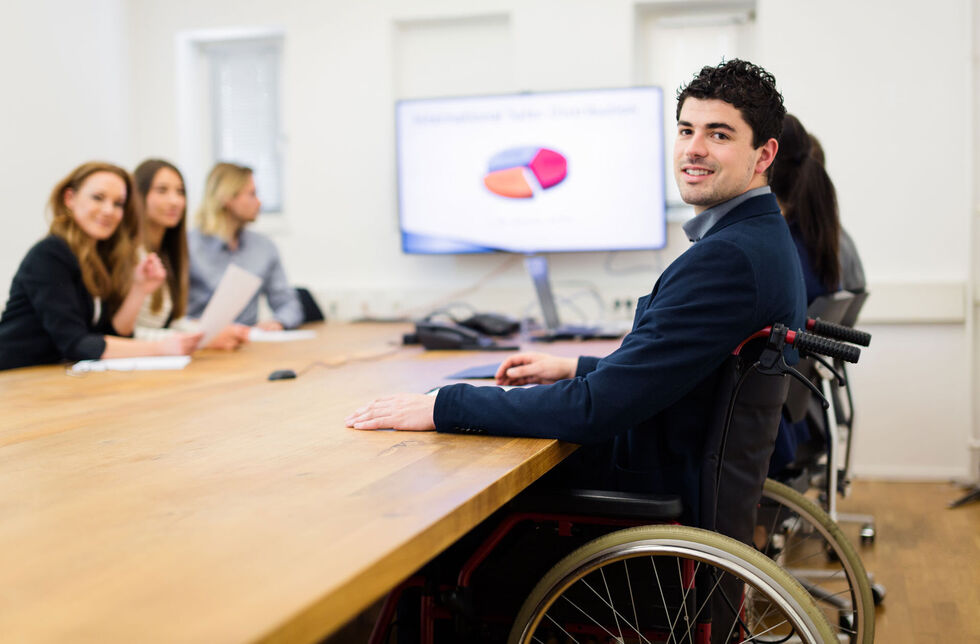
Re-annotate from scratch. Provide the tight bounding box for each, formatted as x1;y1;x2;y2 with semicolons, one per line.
434;193;806;523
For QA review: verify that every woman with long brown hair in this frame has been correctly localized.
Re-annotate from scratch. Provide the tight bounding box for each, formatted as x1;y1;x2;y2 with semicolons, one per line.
769;114;842;301
768;116;855;476
133;159;190;330
0;162;200;370
131;159;247;349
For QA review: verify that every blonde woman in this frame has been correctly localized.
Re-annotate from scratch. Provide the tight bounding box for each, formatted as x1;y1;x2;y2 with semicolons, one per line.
132;159;248;349
0;162;200;370
188;162;302;330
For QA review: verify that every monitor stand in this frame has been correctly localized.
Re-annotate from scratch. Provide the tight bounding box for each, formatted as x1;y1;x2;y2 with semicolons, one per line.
524;255;561;331
524;255;625;341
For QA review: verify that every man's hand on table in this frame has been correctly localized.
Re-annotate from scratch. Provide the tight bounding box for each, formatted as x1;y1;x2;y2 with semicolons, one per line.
495;352;577;386
347;352;576;431
346;394;436;431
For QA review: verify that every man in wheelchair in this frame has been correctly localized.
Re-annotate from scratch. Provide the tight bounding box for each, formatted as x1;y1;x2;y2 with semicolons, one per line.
348;58;804;527
348;60;815;643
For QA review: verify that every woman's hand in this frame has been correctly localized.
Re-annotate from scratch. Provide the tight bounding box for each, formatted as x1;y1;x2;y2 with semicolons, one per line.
157;332;203;356
256;320;284;331
133;252;167;296
112;253;168;336
207;324;251;350
495;352;578;386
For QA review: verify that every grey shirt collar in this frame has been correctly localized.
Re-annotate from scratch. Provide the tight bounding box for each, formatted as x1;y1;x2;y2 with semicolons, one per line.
682;186;772;242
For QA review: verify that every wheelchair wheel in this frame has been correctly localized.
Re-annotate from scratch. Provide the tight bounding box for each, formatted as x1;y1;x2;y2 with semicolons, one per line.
757;478;875;643
509;524;835;644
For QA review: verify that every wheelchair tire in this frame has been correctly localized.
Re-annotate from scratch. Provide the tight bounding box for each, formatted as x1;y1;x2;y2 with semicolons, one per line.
509;524;835;644
758;478;875;643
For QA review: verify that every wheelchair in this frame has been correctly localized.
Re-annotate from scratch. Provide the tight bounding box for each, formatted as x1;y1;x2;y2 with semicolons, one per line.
369;323;865;644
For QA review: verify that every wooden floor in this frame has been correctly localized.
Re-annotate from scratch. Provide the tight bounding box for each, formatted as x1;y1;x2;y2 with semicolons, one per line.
835;480;980;643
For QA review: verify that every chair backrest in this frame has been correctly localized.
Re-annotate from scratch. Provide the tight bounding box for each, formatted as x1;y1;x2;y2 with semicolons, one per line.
808;290;856;324
295;287;325;323
838;290;868;328
699;341;791;545
783;291;855;422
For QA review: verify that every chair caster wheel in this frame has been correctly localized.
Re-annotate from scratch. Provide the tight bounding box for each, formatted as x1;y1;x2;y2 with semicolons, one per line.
871;582;887;605
859;523;875;545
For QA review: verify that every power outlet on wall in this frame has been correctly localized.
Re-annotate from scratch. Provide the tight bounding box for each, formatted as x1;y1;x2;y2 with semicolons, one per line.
610;297;637;320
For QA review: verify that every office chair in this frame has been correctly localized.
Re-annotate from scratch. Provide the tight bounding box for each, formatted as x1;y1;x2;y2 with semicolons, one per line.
827;292;877;541
777;294;886;608
780;292;856;512
782;293;876;531
294;286;325;323
369;325;866;644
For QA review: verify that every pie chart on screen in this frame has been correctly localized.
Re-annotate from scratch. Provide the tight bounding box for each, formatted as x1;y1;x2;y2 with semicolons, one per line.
484;146;568;199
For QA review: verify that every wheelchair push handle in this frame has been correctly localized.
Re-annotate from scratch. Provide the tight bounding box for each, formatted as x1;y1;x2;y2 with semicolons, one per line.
788;329;861;364
806;317;872;347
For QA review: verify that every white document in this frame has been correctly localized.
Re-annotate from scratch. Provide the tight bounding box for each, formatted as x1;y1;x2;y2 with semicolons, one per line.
72;356;191;373
426;384;530;396
248;328;317;342
197;264;262;349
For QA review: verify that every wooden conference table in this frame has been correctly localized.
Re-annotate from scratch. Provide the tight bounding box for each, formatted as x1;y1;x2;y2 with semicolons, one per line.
0;323;618;643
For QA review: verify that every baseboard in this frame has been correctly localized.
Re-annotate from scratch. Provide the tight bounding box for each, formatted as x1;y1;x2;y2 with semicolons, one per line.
851;463;970;481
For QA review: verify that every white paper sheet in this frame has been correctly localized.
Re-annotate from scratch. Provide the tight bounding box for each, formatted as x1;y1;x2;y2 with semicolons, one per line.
71;356;192;373
197;264;262;349
247;328;317;342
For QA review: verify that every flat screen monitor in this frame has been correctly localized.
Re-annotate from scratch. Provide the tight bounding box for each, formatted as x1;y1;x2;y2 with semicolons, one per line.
395;87;666;255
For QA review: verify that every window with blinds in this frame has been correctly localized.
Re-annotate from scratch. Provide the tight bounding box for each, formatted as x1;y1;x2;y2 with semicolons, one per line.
203;38;284;213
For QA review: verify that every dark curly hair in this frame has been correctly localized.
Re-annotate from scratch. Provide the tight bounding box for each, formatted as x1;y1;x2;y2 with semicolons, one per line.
676;59;786;149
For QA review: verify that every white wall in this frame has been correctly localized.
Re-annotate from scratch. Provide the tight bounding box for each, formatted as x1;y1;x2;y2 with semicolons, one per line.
124;0;667;322
2;0;975;480
758;1;973;284
0;0;132;305
754;1;976;480
849;324;971;479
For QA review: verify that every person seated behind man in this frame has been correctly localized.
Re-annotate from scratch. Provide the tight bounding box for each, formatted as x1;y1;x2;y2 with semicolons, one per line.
770;114;843;304
807;132;866;294
347;60;806;536
768;115;859;474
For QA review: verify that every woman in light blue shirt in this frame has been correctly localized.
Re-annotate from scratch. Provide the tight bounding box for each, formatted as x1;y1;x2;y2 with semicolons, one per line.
188;162;302;330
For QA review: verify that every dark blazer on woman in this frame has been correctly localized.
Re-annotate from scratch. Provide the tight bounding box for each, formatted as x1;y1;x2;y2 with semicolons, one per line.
434;193;806;525
0;235;115;370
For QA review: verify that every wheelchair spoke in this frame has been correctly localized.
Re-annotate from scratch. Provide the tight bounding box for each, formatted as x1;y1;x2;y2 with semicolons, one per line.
650;556;677;644
624;560;641;643
675;557;700;644
558;593;620;641
599;566;624;640
737;618;795;643
543;612;580;644
577;576;652;643
724;584;749;643
691;567;727;626
753;594;779;628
